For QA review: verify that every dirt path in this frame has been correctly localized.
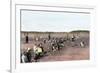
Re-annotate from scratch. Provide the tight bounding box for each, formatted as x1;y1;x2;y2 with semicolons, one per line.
37;47;89;62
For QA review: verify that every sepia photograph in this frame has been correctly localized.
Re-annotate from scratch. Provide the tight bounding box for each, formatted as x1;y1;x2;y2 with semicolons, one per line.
20;9;90;63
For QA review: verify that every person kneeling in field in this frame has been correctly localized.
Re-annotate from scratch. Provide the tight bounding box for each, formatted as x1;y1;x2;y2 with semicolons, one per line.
80;41;85;48
21;52;28;63
33;45;44;62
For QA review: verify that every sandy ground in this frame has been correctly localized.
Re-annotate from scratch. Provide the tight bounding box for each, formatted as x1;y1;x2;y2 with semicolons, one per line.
39;47;89;62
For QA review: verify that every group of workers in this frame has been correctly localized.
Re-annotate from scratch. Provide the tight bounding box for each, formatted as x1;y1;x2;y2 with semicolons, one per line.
21;34;85;63
21;44;44;63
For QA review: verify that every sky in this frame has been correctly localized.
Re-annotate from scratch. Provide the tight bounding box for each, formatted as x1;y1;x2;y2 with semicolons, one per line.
21;10;90;32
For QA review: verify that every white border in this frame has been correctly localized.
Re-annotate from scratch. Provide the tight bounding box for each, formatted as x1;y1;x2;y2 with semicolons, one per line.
11;2;96;73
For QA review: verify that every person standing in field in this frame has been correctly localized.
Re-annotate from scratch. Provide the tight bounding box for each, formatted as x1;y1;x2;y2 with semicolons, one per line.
25;33;29;43
48;34;51;40
26;48;32;62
